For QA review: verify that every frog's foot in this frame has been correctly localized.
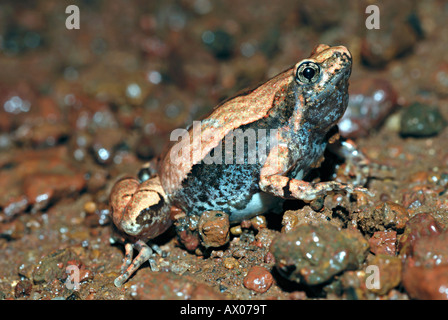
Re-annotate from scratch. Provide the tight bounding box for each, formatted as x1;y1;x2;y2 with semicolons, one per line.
330;138;395;185
292;180;374;200
260;175;373;202
114;240;164;287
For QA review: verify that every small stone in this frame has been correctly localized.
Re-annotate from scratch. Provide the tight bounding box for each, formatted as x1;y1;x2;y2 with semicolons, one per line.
230;225;242;236
198;211;230;248
412;232;448;267
281;206;333;233
366;255;402;295
400;102;446;137
223;257;239;270
281;211;299;233
14;280;32;298
381;202;409;230
232;248;246;259
243;266;274;293
340;77;398;138
32;248;79;284
310;196;325;211
240;220;252;229
357;201;409;233
66;291;82;300
402;259;448;299
369;230;397;256
289;291;307;300
271;224;369;285
83;201;97;215
131;271;226;300
264;252;275;264
250;215;267;230
398;213;444;258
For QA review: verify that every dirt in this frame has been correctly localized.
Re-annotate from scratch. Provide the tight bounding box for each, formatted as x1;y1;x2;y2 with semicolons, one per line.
0;0;448;300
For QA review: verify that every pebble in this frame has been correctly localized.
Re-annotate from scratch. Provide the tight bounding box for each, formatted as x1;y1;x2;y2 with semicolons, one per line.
83;201;97;215
368;230;397;256
398;213;444;258
402;259;448;299
281;206;334;233
270;224;369;285
230;225;242;236
14;280;33;298
0;147;87;220
198;211;230;248
356;201;409;234
360;0;420;67
32;248;79;284
130;271;226;300
243;266;274;294
412;231;448;267
250;215;267;230
366;255;402;296
339;77;398;138
223;257;239;270
400;102;447;137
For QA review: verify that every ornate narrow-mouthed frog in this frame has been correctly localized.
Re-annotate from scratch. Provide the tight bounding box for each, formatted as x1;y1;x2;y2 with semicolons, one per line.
110;44;372;287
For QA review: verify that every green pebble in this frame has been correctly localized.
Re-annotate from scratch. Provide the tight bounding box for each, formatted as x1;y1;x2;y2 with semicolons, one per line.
400;102;446;137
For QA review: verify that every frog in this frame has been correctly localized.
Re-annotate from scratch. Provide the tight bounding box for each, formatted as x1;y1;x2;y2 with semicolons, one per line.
109;44;373;287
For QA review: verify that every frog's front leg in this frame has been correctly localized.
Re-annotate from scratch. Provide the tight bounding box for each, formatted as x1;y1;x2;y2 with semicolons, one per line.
109;175;172;287
259;144;371;201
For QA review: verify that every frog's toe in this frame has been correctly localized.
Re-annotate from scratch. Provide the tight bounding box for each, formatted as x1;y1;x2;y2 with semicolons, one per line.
353;186;375;198
114;240;155;287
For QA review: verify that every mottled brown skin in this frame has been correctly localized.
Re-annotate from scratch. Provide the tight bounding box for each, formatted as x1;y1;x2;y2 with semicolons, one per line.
109;44;372;287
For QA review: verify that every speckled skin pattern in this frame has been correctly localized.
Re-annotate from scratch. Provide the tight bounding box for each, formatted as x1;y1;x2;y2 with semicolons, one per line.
109;44;367;286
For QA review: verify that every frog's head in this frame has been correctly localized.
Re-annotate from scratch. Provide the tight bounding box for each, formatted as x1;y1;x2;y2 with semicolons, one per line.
293;44;352;133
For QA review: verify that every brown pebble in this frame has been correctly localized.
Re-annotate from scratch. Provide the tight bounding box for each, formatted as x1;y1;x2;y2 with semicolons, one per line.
369;230;397;256
83;201;97;215
230;225;242;235
198;211;230;248
289;291;307;300
402;258;448;299
14;280;32;298
223;257;239;270
310;196;325;211
366;255;402;295
264;252;275;264
232;248;246;259
243;266;274;293
250;215;267;230
398;213;444;257
381;201;409;230
240;220;252;229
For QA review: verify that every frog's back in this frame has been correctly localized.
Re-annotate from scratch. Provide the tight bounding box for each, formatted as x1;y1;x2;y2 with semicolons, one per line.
160;68;294;197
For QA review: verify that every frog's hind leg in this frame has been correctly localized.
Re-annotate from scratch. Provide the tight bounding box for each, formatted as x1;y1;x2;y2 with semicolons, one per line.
114;240;154;287
110;175;172;287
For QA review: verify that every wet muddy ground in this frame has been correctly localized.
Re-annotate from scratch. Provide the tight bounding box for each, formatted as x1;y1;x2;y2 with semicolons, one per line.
1;0;448;300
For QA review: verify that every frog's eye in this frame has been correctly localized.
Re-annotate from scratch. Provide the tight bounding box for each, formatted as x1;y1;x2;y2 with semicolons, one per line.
296;61;320;84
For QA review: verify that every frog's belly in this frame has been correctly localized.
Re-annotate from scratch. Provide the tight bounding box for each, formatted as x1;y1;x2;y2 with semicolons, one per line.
227;191;279;223
172;162;280;222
